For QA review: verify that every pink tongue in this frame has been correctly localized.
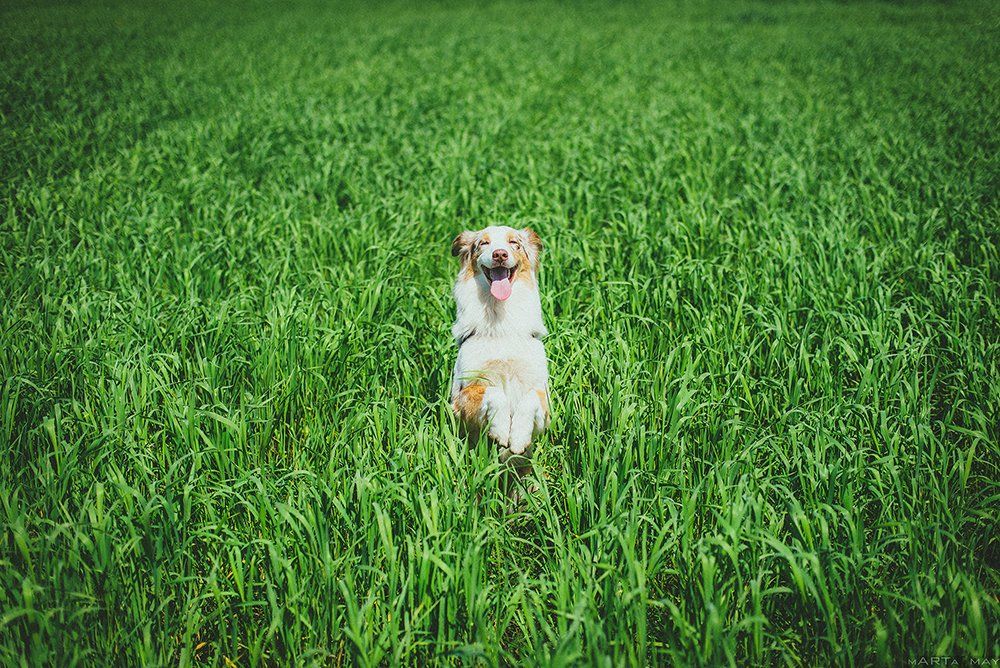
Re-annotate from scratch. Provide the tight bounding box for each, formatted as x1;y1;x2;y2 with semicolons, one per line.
490;277;512;301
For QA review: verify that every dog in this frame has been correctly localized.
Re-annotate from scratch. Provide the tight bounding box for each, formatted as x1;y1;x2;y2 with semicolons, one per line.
449;225;550;466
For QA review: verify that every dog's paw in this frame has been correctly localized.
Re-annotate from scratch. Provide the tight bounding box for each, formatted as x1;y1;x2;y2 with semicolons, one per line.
508;436;529;455
488;422;510;447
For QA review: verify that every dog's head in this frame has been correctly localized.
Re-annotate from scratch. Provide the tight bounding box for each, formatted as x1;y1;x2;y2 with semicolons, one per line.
451;226;543;301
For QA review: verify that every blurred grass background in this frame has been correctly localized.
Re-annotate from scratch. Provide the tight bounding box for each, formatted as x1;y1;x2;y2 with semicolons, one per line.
1;0;998;664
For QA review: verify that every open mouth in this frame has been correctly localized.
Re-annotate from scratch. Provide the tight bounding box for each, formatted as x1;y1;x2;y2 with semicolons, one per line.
484;265;514;301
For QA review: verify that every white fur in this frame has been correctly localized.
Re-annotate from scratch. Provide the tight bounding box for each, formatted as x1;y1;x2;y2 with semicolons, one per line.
450;226;549;455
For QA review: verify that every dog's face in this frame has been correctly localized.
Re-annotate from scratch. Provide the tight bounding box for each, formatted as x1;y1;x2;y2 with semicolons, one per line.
451;226;542;301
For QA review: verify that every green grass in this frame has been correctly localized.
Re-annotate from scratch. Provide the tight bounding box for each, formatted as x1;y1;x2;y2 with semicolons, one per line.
2;0;998;664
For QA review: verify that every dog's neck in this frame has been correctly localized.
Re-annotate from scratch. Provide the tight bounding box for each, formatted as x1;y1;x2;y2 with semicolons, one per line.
452;272;547;344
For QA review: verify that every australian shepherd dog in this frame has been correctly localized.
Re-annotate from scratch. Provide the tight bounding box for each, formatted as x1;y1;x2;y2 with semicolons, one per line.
449;226;550;477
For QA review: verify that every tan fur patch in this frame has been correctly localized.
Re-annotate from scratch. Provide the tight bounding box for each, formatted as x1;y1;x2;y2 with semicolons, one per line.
513;245;534;285
483;358;516;373
482;358;532;385
453;384;486;425
461;254;476;280
536;389;549;417
536;389;551;431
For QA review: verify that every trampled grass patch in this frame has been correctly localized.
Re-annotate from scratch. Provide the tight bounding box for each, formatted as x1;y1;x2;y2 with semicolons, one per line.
1;0;998;664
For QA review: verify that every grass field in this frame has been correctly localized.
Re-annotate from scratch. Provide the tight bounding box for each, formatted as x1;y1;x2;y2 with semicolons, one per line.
2;0;999;664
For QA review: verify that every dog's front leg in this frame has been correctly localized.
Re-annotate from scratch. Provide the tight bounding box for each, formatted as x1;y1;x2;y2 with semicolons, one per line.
508;390;544;455
481;387;511;447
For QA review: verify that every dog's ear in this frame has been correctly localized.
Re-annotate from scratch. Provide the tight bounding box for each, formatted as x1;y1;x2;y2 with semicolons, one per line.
522;228;543;261
451;231;475;257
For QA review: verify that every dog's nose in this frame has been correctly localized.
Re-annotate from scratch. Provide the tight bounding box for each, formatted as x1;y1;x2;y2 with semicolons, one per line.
492;249;508;263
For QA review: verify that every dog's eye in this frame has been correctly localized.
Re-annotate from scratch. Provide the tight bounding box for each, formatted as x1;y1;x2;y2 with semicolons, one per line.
511;240;521;247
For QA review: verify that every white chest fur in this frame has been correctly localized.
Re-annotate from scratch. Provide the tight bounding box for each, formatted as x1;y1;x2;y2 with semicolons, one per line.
451;273;548;388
